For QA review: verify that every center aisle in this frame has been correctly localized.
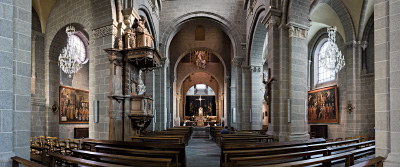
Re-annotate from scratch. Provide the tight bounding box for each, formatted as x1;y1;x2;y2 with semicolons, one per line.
186;138;221;167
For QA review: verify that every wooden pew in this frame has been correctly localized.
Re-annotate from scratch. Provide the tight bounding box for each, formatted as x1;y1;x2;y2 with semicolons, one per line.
221;138;326;151
48;152;128;167
257;152;355;167
72;149;172;167
170;126;193;135
350;146;375;161
210;126;224;140
230;149;328;167
221;136;274;144
351;156;385;167
307;138;359;150
220;138;326;167
95;145;180;167
132;136;183;144
30;145;47;164
81;139;187;167
328;140;375;155
11;156;46;167
140;135;187;144
153;131;190;145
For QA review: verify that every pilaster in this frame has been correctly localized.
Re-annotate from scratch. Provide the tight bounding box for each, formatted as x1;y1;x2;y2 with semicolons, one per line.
232;57;244;129
154;58;169;130
286;23;310;141
262;8;281;139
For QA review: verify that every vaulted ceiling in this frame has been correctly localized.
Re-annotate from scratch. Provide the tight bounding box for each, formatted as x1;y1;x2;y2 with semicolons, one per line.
32;0;56;33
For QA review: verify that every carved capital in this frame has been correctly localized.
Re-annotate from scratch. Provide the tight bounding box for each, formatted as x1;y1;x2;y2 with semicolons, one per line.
361;41;368;51
262;9;282;31
93;25;117;39
288;25;308;40
105;49;123;66
160;58;169;68
250;66;262;73
232;57;244;66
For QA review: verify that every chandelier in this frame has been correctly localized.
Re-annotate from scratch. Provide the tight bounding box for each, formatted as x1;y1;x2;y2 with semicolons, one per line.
58;25;87;78
319;26;345;73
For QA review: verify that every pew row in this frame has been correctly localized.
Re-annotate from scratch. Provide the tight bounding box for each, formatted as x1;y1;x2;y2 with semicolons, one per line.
72;149;172;167
95;145;180;167
11;156;46;167
81;139;187;167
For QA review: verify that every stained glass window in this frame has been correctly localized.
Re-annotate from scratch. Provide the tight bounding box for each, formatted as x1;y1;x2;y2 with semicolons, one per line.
318;41;335;83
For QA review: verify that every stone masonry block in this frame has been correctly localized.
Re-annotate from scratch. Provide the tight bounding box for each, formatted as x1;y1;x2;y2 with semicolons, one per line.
13;75;30;95
0;19;12;38
14;95;30;111
0;132;12;152
0;91;12;110
14;0;31;11
0;68;12;91
18;33;30;51
0;51;13;69
15;61;30;77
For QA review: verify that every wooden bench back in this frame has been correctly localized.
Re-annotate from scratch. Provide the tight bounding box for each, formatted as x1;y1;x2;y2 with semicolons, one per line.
351;156;384;167
221;138;326;151
11;156;46;167
72;150;172;167
48;152;128;167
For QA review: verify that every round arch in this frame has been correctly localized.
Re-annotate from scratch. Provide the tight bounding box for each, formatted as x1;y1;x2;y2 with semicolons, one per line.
309;0;355;43
159;11;243;60
179;71;223;95
247;5;267;66
173;47;227;81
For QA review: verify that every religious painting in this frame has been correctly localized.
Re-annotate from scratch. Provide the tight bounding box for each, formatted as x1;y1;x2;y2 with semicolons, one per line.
59;86;89;124
308;85;339;123
185;95;216;116
191;50;209;69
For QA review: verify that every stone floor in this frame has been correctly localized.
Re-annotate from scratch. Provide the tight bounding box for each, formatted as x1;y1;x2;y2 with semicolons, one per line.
186;138;220;167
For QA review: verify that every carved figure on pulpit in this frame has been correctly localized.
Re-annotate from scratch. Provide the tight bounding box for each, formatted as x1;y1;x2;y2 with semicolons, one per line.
137;70;146;95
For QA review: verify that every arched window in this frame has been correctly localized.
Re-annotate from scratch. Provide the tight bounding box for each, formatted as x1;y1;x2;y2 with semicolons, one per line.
317;41;335;83
69;34;88;64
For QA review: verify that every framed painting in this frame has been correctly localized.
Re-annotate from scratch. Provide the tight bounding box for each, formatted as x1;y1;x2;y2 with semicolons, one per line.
308;85;339;123
59;86;89;124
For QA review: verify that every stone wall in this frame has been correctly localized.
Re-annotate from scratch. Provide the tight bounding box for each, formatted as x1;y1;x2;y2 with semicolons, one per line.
44;0;113;139
0;0;32;166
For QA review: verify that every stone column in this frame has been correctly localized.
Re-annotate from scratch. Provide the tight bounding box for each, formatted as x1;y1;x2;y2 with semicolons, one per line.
262;8;281;139
250;66;263;130
344;41;362;138
225;76;231;127
154;58;168;130
384;0;400;165
0;1;32;166
145;70;155;130
286;24;310;141
374;0;391;158
241;65;251;130
232;57;244;129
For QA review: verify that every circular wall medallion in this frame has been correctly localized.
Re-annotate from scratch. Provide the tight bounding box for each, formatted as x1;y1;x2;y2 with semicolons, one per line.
51;103;58;113
347;103;355;113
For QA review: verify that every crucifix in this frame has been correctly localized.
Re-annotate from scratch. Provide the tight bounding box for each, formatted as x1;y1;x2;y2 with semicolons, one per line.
263;68;275;124
196;95;205;106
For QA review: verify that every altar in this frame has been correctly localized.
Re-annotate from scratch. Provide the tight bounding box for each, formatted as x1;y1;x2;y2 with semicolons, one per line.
184;115;217;127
